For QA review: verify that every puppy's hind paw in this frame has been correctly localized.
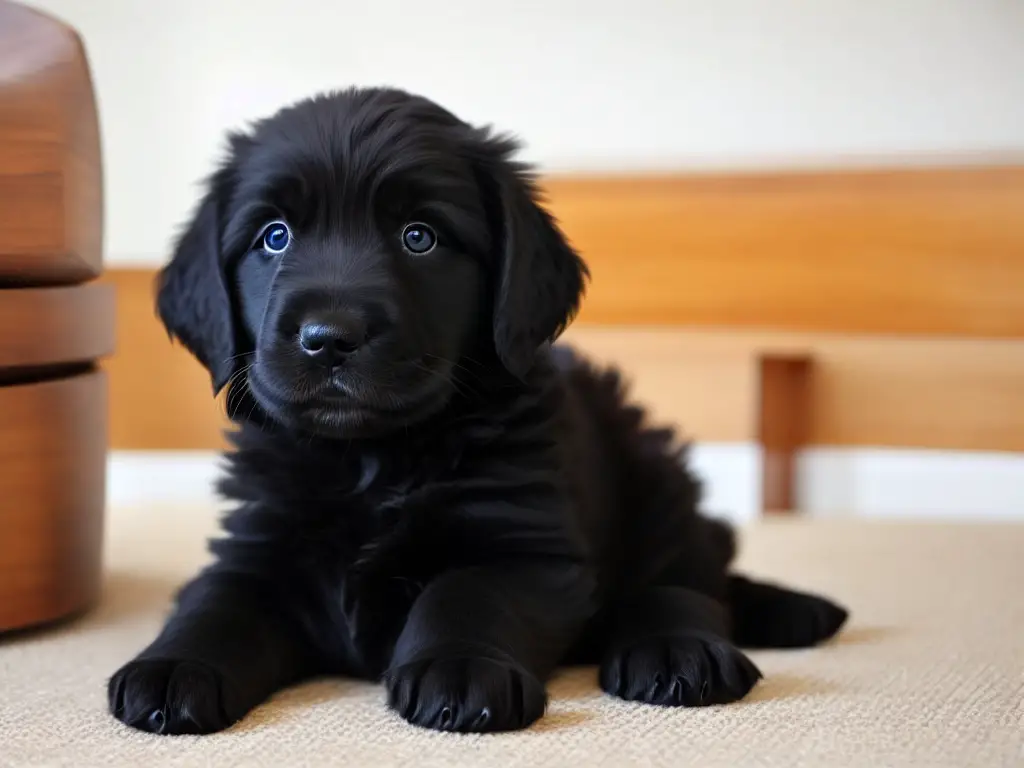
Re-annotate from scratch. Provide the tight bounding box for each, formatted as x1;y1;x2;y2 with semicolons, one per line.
776;593;849;647
729;575;849;649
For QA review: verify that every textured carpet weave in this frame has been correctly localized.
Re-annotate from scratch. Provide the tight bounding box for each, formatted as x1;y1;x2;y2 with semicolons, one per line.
1;504;1022;767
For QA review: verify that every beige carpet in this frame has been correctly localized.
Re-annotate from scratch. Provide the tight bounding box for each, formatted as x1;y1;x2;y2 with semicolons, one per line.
2;503;1022;767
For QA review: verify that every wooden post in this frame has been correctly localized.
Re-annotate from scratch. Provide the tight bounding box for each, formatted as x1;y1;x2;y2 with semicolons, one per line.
757;355;812;514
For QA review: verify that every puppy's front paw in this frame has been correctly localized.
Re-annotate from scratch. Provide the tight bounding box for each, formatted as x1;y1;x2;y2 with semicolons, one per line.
385;648;547;732
108;659;239;735
600;632;761;707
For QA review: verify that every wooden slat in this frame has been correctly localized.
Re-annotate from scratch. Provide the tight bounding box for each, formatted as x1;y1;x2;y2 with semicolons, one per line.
0;282;115;370
543;166;1024;336
801;335;1024;451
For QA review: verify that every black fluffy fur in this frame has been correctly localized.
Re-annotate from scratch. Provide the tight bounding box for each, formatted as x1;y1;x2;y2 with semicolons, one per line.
109;87;848;736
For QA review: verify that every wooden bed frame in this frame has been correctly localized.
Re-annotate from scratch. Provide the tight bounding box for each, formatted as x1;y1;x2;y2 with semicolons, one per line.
100;162;1024;513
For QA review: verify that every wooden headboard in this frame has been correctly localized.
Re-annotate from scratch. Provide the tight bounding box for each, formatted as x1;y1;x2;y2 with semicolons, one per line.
550;165;1024;335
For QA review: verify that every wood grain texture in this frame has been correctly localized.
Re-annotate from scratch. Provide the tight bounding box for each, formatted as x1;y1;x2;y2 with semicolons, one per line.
543;166;1024;335
0;0;103;285
0;281;115;370
0;369;107;631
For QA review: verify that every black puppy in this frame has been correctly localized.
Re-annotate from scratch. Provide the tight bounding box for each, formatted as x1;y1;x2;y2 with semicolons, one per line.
108;87;848;735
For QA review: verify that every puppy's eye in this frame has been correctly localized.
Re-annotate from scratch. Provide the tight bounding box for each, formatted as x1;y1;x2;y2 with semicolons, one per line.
401;222;436;254
261;221;292;255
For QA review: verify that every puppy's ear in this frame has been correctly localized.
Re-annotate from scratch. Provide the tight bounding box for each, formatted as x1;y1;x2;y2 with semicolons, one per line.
155;166;238;394
476;134;589;378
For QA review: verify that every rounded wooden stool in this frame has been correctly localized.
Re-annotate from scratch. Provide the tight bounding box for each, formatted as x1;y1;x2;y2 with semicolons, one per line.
0;1;114;631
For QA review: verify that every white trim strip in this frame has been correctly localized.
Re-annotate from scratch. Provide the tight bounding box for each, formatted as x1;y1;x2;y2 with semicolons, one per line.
797;447;1024;520
105;445;763;522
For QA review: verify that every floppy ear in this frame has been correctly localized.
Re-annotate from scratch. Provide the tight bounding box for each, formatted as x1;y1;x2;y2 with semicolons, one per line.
479;137;590;378
155;168;238;394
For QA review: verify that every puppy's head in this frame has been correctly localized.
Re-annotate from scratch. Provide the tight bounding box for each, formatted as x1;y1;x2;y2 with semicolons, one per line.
156;87;588;439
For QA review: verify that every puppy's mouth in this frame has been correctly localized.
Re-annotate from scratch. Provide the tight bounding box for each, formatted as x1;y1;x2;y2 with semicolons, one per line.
245;358;455;439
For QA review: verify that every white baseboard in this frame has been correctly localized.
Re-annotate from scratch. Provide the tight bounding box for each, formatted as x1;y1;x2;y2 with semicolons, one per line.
107;445;1024;521
688;443;762;523
797;447;1024;520
107;451;227;508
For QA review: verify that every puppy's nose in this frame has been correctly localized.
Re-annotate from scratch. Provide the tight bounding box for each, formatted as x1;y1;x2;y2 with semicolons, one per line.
298;311;366;366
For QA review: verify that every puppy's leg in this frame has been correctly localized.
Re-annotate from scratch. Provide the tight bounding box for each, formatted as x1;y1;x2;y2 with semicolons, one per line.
108;571;315;735
599;586;762;707
727;574;849;649
384;564;593;733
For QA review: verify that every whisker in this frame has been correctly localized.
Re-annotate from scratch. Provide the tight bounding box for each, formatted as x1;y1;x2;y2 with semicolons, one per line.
224;364;253;420
227;363;252;389
421;353;487;388
411;361;466;398
417;356;481;399
230;379;252;421
246;389;261;425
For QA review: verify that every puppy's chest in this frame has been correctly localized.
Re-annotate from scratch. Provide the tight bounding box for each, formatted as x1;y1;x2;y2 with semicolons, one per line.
299;453;460;674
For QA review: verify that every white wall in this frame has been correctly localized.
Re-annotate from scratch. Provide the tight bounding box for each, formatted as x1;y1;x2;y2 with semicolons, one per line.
22;0;1024;266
